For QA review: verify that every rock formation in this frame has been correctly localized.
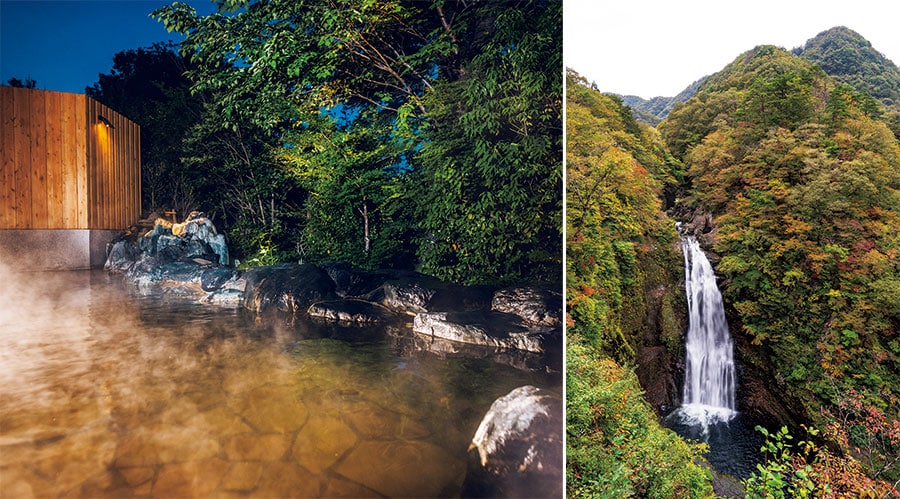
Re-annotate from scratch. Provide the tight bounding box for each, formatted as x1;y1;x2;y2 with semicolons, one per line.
462;385;563;498
104;214;562;361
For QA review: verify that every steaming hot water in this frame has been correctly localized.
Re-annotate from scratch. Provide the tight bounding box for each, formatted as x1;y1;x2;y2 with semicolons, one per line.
0;268;558;496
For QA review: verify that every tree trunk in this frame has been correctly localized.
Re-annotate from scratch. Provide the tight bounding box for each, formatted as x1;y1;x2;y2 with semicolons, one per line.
270;193;275;227
361;200;370;255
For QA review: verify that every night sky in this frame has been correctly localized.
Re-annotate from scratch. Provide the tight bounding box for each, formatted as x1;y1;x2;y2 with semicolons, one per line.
0;0;216;94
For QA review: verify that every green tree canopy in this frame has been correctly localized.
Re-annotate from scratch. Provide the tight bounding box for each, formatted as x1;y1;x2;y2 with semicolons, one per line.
153;0;562;284
86;42;204;211
413;2;562;285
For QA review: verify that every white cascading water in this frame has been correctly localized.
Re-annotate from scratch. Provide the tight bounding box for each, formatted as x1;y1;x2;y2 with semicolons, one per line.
680;236;736;424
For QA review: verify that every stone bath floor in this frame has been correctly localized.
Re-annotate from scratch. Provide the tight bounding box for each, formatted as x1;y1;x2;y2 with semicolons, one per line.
0;327;473;498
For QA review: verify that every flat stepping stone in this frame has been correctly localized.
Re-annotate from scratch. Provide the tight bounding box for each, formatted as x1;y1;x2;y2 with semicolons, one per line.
413;311;556;353
307;299;399;324
292;415;358;474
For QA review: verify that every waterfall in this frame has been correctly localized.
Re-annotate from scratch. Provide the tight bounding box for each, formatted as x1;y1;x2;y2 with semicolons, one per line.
680;236;736;423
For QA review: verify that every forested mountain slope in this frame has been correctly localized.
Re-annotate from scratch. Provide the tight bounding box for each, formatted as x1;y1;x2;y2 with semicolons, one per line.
566;69;714;497
620;77;705;125
794;26;900;111
624;26;900;136
660;44;900;494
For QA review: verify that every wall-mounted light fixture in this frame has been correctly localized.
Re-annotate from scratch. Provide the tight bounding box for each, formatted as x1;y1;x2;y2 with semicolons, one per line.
98;114;114;129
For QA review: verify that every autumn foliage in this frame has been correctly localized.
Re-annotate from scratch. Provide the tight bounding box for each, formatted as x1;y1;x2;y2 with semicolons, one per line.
566;70;713;496
663;45;900;490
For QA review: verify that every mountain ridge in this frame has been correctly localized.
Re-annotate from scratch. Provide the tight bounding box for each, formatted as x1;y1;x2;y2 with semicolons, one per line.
793;26;900;110
619;77;705;126
621;26;899;126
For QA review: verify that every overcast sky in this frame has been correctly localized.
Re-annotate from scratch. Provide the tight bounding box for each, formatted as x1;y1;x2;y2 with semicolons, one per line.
565;0;900;98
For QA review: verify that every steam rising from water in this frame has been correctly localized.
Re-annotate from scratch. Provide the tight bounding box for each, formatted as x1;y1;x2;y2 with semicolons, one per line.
0;258;546;496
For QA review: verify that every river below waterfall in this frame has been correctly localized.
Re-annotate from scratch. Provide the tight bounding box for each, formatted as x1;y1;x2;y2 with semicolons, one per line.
665;410;767;479
0;269;559;497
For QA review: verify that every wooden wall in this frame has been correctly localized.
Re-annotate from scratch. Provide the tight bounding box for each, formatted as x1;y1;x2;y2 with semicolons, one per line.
0;86;140;230
85;96;141;230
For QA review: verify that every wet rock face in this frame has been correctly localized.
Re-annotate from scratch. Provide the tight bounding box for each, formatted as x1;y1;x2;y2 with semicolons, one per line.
379;279;438;315
321;262;395;297
491;287;563;327
105;238;142;272
105;214;243;304
671;206;719;257
307;300;398;324
636;345;678;411
426;284;496;313
135;215;228;266
200;268;238;292
124;259;205;294
463;385;563;498
242;264;337;314
413;311;556;354
410;286;563;356
401;334;553;372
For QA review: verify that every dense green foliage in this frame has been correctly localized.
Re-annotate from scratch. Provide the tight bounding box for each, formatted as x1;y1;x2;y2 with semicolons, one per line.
152;0;561;284
566;69;683;363
566;70;712;497
413;4;562;285
662;45;900;487
87;43;304;262
745;423;898;497
567;343;714;498
794;26;900;141
794;26;900;111
180;99;303;264
278;110;413;268
744;426;817;498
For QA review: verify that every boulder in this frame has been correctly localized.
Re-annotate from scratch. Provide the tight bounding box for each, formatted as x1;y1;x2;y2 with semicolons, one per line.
320;265;498;316
307;300;399;324
124;258;208;295
412;311;556;353
672;206;719;257
105;239;141;272
106;213;239;302
462;385;563;498
242;264;337;314
378;279;438;315
366;274;494;316
426;284;495;313
399;334;550;372
203;287;245;306
180;215;229;266
322;262;396;297
200;268;238;292
491;287;562;327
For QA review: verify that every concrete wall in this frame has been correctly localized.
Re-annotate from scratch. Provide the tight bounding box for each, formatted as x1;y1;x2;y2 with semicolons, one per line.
0;229;118;270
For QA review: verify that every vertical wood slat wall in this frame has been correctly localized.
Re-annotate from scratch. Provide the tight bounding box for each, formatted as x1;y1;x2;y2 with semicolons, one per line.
0;86;140;230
